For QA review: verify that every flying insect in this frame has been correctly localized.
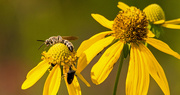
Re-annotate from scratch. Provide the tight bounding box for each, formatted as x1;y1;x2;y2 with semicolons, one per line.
37;35;78;52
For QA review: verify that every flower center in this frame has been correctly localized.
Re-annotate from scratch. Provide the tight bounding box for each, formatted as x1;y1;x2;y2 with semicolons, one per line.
143;4;165;23
112;7;148;43
41;43;77;66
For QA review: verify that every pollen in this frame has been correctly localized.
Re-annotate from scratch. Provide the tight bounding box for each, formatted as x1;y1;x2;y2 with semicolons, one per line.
41;43;77;66
112;7;149;43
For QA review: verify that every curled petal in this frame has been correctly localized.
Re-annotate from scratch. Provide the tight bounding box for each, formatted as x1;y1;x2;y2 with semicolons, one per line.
146;38;180;59
117;2;130;10
43;65;61;95
77;31;114;57
22;60;50;89
91;41;124;85
77;36;115;73
162;24;180;29
65;76;81;95
91;14;114;29
164;18;180;24
139;43;170;95
126;43;149;95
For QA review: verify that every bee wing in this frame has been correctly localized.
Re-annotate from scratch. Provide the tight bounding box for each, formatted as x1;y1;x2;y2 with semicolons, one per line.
62;36;78;40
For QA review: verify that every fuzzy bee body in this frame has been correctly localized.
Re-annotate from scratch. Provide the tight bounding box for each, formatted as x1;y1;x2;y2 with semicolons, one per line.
61;39;74;52
38;35;77;52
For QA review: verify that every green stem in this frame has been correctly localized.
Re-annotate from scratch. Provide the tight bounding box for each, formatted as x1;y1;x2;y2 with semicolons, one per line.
113;51;124;95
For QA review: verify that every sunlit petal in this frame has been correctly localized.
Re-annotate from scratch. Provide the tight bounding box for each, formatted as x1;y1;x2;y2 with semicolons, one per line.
117;2;130;10
164;18;180;24
21;60;50;89
91;40;124;85
65;76;81;95
26;60;49;78
77;36;115;73
146;38;180;59
162;24;180;29
147;30;155;37
139;43;170;95
77;31;114;57
43;65;61;95
126;43;149;95
91;14;114;29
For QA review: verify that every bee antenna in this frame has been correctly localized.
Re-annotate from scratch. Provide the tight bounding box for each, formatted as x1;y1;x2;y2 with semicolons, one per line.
37;40;45;42
38;43;45;50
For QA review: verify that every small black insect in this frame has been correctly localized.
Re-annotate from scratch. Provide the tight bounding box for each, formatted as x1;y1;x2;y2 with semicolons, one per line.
67;66;76;84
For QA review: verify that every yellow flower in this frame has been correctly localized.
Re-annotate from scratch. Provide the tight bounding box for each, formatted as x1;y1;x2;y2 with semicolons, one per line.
77;2;180;95
21;43;90;95
143;3;180;29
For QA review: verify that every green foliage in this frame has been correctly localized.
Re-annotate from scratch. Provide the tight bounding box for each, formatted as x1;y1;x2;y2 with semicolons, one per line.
149;23;164;38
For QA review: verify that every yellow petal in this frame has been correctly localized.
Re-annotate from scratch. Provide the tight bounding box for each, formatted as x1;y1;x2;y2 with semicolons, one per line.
126;43;149;95
65;76;81;95
139;43;170;95
117;2;130;10
91;40;124;85
43;65;61;95
164;18;180;24
154;20;165;24
146;38;180;59
147;30;155;37
77;36;115;73
26;60;49;78
162;24;180;29
76;72;90;87
91;14;114;29
77;31;114;57
21;60;50;89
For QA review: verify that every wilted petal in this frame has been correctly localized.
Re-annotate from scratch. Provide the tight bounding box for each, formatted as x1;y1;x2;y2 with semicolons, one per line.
139;43;170;95
91;14;114;29
43;65;61;95
65;76;81;95
117;2;130;10
91;40;124;85
126;43;149;95
77;31;114;57
162;24;180;29
77;36;115;73
146;38;180;59
21;60;50;89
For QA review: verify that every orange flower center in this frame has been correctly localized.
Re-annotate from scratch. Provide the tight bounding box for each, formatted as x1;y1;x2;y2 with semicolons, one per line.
112;7;148;43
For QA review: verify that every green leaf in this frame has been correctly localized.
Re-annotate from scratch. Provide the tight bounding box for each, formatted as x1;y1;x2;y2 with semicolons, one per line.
150;23;164;38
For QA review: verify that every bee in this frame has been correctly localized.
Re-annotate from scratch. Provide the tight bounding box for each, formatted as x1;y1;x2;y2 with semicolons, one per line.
37;35;78;52
67;66;76;84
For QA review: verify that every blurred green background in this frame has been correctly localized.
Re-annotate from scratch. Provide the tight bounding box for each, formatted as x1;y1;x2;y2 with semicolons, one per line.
0;0;180;95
